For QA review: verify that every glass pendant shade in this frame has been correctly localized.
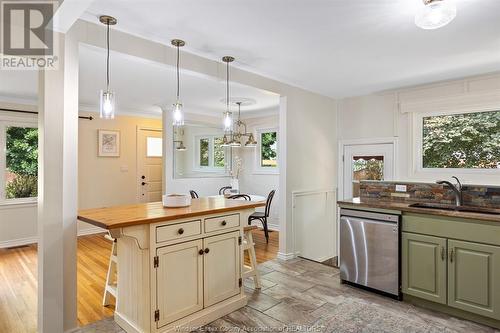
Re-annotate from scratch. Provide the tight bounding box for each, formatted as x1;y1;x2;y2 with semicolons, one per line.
172;101;184;126
99;90;115;119
223;111;233;132
415;0;456;30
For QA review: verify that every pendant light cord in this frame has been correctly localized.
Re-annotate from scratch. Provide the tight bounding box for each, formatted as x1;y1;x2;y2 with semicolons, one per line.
106;22;110;91
176;44;180;100
226;61;229;111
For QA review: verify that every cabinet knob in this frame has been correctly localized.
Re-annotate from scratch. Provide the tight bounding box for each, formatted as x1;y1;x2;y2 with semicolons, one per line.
204;248;210;254
450;249;454;263
221;220;227;226
178;228;184;235
198;249;204;255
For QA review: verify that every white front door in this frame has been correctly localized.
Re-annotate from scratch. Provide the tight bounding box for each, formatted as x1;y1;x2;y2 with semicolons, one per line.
137;128;163;202
342;143;394;199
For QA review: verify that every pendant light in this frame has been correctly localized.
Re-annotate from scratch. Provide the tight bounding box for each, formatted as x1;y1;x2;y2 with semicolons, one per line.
171;39;186;127
222;56;234;132
99;15;117;119
415;0;457;30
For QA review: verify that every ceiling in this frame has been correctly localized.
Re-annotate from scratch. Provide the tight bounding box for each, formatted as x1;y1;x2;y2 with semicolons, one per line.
81;0;500;98
0;45;280;117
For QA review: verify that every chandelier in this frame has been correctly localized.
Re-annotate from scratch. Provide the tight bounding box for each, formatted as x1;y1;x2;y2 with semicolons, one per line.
221;101;257;148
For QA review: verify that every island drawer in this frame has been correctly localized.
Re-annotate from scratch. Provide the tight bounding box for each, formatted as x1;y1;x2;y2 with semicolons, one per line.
204;214;240;233
156;220;201;243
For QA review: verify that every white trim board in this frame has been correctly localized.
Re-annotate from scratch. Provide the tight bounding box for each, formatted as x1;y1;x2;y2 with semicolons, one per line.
0;226;107;249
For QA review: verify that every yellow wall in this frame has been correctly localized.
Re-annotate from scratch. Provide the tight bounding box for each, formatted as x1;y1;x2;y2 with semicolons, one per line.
78;112;162;211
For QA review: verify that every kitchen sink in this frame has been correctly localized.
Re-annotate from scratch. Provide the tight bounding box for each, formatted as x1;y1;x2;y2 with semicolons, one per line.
409;202;500;215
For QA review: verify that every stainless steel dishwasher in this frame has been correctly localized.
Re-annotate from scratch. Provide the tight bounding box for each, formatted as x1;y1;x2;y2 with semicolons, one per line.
339;208;401;298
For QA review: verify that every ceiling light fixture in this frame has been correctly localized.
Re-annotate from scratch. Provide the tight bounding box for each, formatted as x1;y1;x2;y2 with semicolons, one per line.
172;39;186;127
99;15;117;119
222;56;234;133
415;0;457;30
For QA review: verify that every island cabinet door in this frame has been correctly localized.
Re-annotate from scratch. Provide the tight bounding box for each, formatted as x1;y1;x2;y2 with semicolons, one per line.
448;240;500;319
402;232;447;304
203;231;241;307
155;239;204;328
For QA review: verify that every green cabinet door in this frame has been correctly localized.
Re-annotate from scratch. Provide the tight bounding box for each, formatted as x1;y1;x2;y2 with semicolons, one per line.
448;240;500;319
402;232;447;304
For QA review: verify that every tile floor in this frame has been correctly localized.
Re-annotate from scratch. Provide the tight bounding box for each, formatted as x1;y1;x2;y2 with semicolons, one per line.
78;258;499;333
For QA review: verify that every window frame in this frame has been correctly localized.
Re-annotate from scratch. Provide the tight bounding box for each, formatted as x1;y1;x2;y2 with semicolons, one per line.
193;134;227;172
254;127;279;175
0;115;38;206
411;108;500;178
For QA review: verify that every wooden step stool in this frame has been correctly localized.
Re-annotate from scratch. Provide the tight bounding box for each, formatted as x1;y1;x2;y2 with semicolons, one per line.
242;226;262;289
103;232;118;306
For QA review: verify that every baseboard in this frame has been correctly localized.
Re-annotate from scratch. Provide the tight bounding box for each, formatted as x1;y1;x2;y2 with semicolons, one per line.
0;227;107;249
0;236;38;249
277;251;296;260
249;221;280;232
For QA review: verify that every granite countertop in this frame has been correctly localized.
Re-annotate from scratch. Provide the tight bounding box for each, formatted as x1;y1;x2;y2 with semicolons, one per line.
338;197;500;223
78;197;265;229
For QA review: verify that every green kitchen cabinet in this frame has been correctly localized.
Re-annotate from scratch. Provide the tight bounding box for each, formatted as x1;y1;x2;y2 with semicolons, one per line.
402;232;447;304
448;240;500;319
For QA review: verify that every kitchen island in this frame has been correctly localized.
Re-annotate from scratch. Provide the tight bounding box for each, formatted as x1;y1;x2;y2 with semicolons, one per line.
78;197;265;333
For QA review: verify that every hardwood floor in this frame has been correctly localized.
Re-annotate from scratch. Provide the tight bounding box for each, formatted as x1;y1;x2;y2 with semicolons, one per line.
0;228;278;332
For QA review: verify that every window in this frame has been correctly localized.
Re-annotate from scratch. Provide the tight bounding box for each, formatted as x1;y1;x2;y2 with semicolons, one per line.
352;156;384;197
146;137;162;157
256;128;279;173
0;120;38;203
422;110;500;169
195;135;226;171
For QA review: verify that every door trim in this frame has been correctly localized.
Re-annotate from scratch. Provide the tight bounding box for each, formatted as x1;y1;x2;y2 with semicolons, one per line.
337;137;398;201
337;137;398;259
137;126;163;202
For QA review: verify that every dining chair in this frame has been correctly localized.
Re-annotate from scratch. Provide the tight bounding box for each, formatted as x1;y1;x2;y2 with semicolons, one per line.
228;194;251;200
248;190;275;243
189;190;199;199
219;186;232;195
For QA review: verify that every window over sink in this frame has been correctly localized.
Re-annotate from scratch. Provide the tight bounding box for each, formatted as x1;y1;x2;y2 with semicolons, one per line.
421;110;500;169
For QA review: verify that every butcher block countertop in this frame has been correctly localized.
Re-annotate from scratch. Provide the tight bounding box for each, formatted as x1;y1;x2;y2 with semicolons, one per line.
78;197;265;229
338;197;500;223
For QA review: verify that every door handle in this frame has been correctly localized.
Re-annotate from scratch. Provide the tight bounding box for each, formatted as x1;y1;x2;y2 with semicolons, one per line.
141;182;147;186
450;248;454;263
441;247;446;261
141;175;146;179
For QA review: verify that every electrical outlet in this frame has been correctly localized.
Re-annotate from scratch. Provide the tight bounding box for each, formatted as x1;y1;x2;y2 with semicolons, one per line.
395;184;407;192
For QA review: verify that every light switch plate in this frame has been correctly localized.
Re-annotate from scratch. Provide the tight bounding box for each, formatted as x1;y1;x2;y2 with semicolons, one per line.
395;184;407;192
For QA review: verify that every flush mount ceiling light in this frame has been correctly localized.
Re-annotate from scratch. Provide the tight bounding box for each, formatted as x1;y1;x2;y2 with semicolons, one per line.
222;56;235;133
99;15;117;119
415;0;457;30
171;39;186;127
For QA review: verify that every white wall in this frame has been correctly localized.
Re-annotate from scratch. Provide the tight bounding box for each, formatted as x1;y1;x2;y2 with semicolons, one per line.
237;114;280;229
338;72;500;186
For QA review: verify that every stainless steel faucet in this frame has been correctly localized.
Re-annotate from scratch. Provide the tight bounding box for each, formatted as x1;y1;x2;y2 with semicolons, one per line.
436;176;462;206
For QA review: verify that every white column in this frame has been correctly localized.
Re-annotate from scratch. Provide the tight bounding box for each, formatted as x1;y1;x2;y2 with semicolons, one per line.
37;27;79;333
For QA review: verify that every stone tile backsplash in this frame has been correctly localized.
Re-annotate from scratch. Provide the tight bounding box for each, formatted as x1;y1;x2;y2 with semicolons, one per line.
359;181;500;208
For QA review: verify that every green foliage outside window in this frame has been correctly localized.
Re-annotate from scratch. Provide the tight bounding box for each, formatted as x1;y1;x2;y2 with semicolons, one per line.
261;132;277;167
5;127;38;199
199;138;209;167
422;111;500;169
214;137;225;167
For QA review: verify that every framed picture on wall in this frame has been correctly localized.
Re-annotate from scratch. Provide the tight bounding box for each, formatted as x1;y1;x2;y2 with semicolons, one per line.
98;129;120;157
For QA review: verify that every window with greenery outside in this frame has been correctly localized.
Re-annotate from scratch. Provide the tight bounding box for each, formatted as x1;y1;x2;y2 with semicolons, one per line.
5;127;38;199
199;138;209;167
261;132;277;167
422;110;500;169
214;137;225;167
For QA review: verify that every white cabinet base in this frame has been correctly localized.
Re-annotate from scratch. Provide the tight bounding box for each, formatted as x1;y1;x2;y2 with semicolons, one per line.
115;295;247;333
